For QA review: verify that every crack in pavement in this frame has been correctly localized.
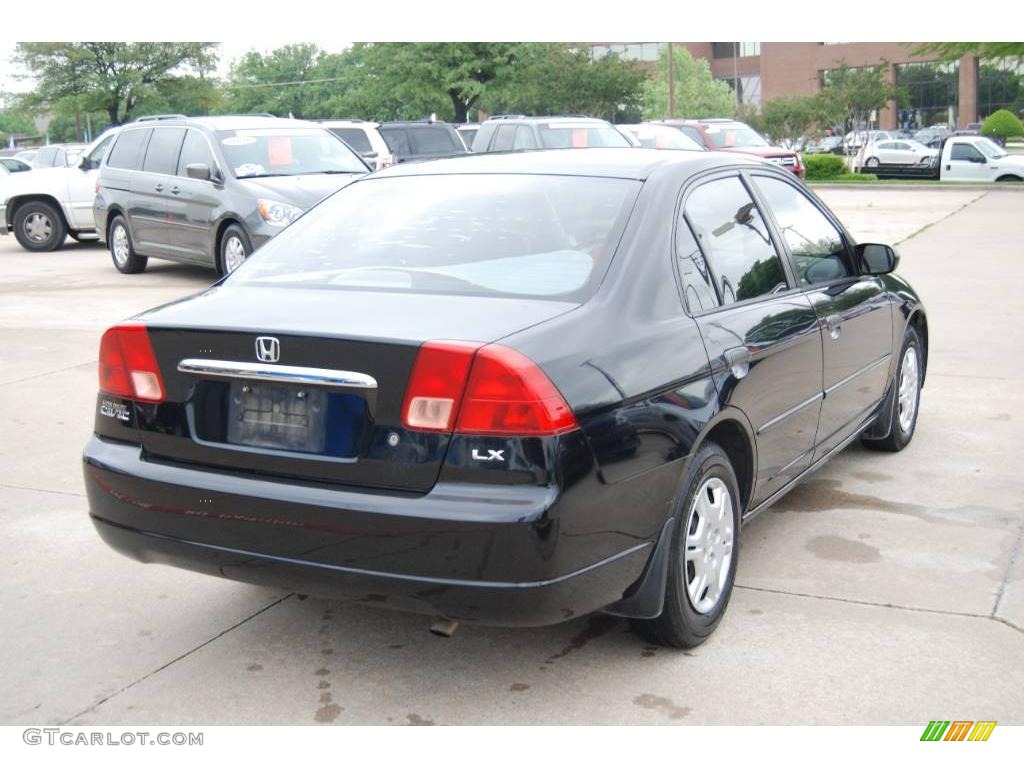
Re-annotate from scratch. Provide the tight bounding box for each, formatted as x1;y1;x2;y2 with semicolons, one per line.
60;593;294;725
0;483;86;498
895;190;988;245
0;359;96;388
992;518;1024;620
734;583;1024;637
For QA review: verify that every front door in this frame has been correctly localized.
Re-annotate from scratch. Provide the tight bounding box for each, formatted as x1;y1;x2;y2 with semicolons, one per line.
171;128;221;266
750;174;893;460
683;174;824;508
944;140;990;181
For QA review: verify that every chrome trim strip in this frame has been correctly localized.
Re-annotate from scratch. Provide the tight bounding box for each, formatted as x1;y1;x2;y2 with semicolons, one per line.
177;358;378;389
757;391;824;434
824;353;890;396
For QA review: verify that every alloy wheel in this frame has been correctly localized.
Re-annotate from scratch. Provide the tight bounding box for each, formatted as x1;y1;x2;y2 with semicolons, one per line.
683;477;735;614
224;236;247;273
112;225;130;267
897;347;919;433
24;212;52;243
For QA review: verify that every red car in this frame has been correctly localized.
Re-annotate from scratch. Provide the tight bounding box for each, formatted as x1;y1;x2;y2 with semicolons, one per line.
657;119;805;178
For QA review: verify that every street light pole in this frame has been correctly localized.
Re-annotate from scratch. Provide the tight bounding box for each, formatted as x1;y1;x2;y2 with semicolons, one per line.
667;42;675;118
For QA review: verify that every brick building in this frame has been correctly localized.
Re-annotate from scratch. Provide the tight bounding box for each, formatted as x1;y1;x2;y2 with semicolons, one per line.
589;42;1024;130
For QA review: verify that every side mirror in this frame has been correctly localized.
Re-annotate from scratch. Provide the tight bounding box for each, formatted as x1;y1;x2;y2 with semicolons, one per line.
186;162;211;181
974;155;987;164
857;243;899;275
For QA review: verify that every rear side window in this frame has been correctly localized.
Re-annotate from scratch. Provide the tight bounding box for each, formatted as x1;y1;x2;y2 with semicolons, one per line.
513;126;538;150
379;127;411;157
676;216;720;313
329;128;373;154
685;176;787;306
754;176;850;286
32;146;58;168
107;129;150;170
142;127;186;175
177;130;216;176
678;125;706;147
491;124;516;151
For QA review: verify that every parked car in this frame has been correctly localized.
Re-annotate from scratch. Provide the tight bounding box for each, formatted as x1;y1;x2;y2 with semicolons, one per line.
843;130;893;154
0;157;32;174
378;120;468;164
84;148;926;648
320;119;395;171
860;139;938;168
93;115;369;275
471;115;632;152
619;123;704;151
913;128;947;149
14;149;38;164
29;143;88;169
658;119;804;178
457;123;479;151
1;128;120;251
805;136;843;155
953;122;983;137
935;135;1024;181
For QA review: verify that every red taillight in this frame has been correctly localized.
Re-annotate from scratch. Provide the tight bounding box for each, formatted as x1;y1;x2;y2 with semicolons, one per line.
401;341;577;437
98;322;165;402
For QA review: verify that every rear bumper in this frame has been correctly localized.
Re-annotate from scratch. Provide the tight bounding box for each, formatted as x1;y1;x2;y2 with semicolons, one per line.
83;436;654;626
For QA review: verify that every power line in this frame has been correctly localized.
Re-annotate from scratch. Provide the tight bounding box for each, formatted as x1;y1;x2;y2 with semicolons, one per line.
228;76;350;89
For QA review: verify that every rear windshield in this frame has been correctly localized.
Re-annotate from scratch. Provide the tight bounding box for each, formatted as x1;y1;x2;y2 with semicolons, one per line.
329;127;374;155
702;124;768;149
381;125;462;157
537;122;631;149
232;174;641;302
216;128;366;178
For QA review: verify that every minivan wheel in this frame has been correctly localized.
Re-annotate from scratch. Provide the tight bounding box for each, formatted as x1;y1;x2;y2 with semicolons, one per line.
862;326;921;452
108;216;148;274
633;441;741;648
13;200;67;252
219;225;252;275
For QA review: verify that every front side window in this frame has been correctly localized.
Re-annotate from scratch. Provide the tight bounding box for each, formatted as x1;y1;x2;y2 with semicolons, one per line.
216;128;366;178
379;127;411;157
177;130;217;177
106;129;150;170
755;176;851;286
233;174;641;303
685;176;787;306
142;127;186;175
82;134;115;170
950;142;984;162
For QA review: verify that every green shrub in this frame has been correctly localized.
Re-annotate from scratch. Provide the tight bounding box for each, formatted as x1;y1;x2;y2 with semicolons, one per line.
802;153;848;180
981;109;1024;141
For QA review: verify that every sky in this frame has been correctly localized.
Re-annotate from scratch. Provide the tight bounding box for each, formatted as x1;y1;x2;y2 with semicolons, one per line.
0;40;354;99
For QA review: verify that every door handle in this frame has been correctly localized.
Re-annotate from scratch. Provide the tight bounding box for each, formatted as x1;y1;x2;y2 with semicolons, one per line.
154;183;164;192
170;186;180;195
825;313;842;340
724;346;750;380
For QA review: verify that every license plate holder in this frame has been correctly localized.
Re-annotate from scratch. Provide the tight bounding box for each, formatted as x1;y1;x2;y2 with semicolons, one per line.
226;381;326;453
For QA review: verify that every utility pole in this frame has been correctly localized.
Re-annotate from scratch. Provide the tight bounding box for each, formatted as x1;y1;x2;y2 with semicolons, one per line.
667;42;675;118
733;42;740;109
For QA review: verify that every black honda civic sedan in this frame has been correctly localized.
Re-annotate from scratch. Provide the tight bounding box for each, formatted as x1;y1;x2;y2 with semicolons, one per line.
84;148;926;647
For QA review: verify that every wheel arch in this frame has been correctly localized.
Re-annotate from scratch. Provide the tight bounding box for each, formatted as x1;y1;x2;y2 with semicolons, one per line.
995;174;1024;182
104;205;128;240
6;193;69;232
907;308;929;387
689;408;757;514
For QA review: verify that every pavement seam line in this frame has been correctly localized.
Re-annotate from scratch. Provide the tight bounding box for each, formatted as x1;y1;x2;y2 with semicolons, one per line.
0;359;96;388
734;582;1022;633
59;593;294;725
894;190;988;245
992;517;1024;619
0;482;86;498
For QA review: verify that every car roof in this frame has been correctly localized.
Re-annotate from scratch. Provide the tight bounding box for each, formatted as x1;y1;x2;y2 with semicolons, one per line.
123;115;324;132
370;147;752;181
483;115;612;124
320;119;381;129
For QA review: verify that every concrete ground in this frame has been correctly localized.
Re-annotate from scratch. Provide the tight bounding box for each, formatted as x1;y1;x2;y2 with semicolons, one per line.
1;187;1022;725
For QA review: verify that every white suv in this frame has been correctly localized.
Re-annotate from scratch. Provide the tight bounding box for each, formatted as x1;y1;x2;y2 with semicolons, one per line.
320;120;395;171
1;128;119;251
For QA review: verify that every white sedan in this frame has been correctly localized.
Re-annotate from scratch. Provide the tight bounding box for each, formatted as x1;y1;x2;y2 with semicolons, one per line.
862;139;938;168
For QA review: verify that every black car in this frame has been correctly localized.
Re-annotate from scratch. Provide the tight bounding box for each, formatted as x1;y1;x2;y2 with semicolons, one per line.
378;120;468;163
93;115;368;276
83;149;927;648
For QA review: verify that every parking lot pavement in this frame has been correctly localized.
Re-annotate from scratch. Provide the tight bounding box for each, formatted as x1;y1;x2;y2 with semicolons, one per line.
2;187;1022;725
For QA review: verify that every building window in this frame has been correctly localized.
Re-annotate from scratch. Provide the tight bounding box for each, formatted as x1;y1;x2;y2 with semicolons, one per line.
711;42;760;59
590;43;661;62
978;57;1024;119
896;61;959;129
717;75;762;106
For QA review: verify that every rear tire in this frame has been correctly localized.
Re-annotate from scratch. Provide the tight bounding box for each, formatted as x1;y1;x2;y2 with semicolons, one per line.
12;200;66;252
865;156;880;168
218;224;252;276
862;327;921;452
108;216;148;274
633;441;741;648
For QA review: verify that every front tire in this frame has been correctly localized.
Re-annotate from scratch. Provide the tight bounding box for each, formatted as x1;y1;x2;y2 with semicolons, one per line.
865;156;880;168
863;327;922;452
218;224;252;275
108;216;148;274
13;200;67;252
633;441;741;648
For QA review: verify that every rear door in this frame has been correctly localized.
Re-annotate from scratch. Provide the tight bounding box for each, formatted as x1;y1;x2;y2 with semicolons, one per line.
129;126;186;256
751;173;892;460
684;173;824;507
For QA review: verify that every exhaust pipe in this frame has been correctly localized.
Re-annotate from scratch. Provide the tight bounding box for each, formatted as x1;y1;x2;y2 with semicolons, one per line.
429;617;460;638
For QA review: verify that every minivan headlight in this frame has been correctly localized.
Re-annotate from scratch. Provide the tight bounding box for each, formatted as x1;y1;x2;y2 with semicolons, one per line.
257;198;304;227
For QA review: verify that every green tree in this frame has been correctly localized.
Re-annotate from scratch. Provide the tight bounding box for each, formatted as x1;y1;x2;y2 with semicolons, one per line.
486;44;646;121
818;62;905;131
642;45;736;120
755;95;830;144
15;43;219;125
912;43;1024;61
981;109;1024;141
225;44;344;118
0;105;36;144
